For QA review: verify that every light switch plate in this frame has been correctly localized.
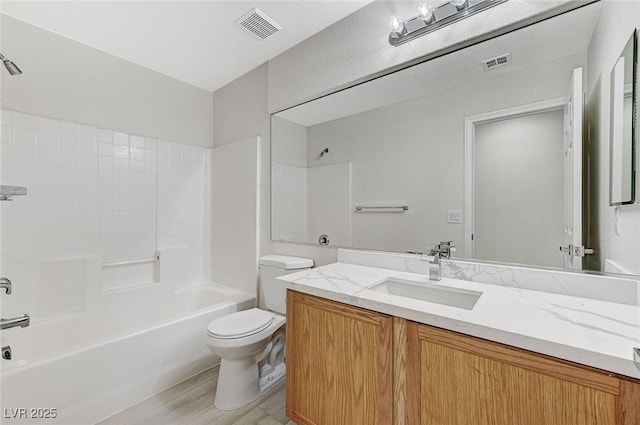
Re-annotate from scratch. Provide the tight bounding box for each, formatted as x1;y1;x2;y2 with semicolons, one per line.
448;210;462;224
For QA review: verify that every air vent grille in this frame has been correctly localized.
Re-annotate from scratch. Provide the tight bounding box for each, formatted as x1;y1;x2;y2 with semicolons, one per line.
481;53;512;71
236;7;282;40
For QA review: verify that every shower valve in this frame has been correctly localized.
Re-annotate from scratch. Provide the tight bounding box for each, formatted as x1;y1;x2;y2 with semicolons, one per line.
2;345;11;360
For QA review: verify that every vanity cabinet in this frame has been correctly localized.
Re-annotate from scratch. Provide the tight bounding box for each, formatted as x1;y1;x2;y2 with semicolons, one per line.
285;290;393;425
286;291;640;425
404;322;640;425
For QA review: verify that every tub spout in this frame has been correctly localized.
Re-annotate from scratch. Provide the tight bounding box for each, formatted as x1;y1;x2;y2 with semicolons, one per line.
1;314;30;330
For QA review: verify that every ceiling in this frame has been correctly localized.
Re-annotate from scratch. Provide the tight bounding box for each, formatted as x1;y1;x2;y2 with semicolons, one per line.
0;1;372;92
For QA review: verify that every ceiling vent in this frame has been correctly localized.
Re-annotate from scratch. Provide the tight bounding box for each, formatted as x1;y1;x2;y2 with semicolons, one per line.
235;7;282;40
481;53;512;71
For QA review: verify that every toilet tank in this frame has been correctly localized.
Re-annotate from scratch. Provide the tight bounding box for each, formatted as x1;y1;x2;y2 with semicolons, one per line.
259;255;313;314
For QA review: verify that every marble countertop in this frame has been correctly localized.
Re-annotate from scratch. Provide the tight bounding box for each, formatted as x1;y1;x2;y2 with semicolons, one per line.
279;262;640;380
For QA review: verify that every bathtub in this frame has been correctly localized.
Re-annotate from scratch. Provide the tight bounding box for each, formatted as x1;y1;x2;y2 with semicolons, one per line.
0;284;255;425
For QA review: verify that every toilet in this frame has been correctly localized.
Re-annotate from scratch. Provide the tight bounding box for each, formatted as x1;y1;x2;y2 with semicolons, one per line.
206;255;313;410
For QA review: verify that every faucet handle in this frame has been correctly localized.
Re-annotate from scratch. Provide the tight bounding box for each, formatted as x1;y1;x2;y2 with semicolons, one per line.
0;278;11;295
440;241;456;258
427;242;442;256
428;241;456;258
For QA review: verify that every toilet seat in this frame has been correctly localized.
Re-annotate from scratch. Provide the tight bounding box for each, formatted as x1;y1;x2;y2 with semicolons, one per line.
207;308;275;339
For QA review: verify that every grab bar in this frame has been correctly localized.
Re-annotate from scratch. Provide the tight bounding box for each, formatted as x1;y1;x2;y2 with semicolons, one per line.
0;185;27;201
355;204;409;212
1;314;30;330
102;254;160;268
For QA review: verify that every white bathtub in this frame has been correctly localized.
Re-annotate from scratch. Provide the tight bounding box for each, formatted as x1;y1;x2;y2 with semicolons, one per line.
0;284;255;425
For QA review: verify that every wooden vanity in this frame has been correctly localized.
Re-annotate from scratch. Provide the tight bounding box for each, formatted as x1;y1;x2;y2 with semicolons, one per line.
285;290;640;425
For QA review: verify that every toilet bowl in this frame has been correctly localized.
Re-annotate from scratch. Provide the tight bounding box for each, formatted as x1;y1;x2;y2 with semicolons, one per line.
205;255;313;410
206;308;286;410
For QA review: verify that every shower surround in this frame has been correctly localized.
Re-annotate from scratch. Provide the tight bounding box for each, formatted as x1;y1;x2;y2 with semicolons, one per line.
0;109;241;423
0;108;213;319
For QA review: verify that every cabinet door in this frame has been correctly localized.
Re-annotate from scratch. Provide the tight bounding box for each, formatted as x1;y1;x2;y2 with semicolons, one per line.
286;291;393;425
406;323;625;425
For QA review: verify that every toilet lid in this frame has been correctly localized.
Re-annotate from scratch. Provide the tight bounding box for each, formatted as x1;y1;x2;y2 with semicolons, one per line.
207;308;275;339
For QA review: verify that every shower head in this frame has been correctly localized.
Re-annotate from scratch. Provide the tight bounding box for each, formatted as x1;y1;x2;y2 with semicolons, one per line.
4;60;21;75
0;53;22;75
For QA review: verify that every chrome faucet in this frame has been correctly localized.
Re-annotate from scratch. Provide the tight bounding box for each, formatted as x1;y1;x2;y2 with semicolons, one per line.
1;314;30;330
0;277;12;295
422;241;456;281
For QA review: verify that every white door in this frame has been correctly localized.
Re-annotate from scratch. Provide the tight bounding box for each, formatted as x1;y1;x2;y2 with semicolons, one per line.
561;67;584;269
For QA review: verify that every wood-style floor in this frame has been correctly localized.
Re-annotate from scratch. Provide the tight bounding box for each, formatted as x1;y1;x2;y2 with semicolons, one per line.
97;366;294;425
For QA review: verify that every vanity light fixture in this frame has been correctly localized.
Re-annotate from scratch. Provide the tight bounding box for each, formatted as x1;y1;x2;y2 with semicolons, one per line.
417;3;435;24
388;0;508;46
450;0;469;11
389;16;406;37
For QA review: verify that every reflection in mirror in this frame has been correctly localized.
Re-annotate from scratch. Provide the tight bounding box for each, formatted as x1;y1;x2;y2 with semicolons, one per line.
271;1;640;277
610;29;638;206
471;107;565;268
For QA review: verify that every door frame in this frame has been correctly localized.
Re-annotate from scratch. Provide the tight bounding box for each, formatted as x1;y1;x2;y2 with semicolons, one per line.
463;97;566;259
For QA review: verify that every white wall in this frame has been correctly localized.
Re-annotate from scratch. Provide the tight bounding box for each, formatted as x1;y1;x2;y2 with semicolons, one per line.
0;14;213;148
474;109;565;268
212;65;269;149
307;162;352;247
586;0;640;275
271;162;308;242
271;116;308;242
272;116;307;167
211;137;260;296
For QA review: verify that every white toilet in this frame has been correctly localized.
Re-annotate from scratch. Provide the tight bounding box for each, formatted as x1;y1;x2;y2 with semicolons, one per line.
206;255;313;410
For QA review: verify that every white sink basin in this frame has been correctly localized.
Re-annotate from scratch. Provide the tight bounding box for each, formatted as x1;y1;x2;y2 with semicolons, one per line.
367;278;482;310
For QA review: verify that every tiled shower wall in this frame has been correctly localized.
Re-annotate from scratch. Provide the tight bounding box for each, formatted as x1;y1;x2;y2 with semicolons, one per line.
98;128;157;291
0;109;212;320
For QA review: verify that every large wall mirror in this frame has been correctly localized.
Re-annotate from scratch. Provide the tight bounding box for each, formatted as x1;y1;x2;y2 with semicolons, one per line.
271;1;640;277
610;29;638;206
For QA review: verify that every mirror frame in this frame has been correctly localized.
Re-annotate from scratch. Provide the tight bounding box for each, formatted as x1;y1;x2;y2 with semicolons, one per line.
609;28;639;206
